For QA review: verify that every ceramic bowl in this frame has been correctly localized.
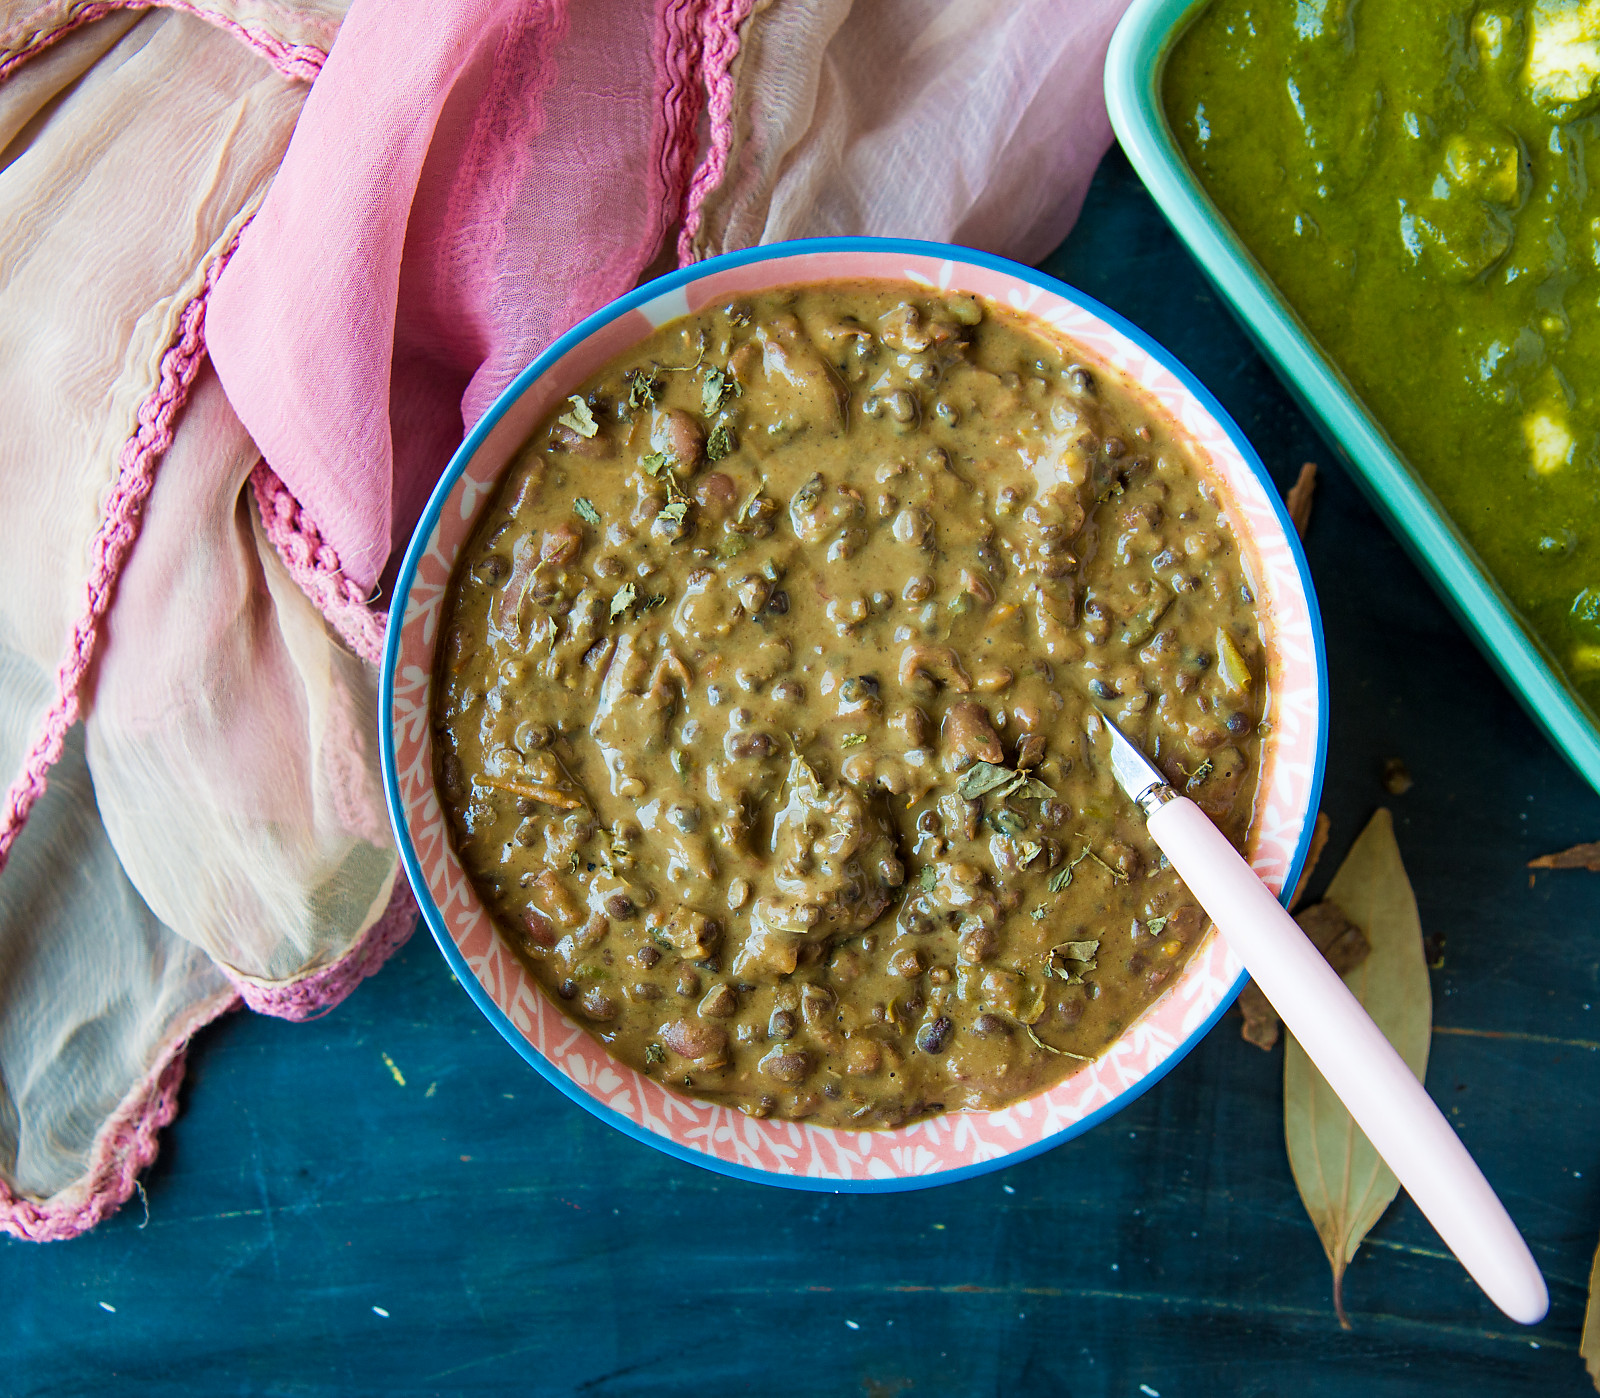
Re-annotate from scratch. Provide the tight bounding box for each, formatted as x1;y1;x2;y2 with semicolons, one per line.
380;236;1327;1191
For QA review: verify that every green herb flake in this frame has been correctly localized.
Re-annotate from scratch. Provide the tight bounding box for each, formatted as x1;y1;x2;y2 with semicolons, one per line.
738;483;768;522
706;423;734;462
702;365;739;416
1084;848;1128;883
610;582;636;621
1047;939;1100;984
1016;840;1043;867
659;498;690;527
1052;939;1100;963
957;761;1016;800
1186;757;1215;786
558;395;598;438
644;1042;666;1066
989;809;1027;838
640;450;674;478
1009;776;1057;800
1023;1023;1091;1060
919;865;937;893
1146;915;1169;937
840;733;868;748
1030;906;1048;922
1048;844;1112;895
716;531;750;562
638;592;668;614
573;497;602;526
627;370;660;412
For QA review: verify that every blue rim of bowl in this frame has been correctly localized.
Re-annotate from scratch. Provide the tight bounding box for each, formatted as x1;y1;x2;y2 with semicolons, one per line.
379;234;1330;1193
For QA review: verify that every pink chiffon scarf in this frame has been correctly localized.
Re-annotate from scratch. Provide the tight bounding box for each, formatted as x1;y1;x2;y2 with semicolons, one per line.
0;0;1129;1240
208;0;760;598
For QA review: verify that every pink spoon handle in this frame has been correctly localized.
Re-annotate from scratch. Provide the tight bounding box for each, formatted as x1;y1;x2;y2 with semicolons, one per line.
1147;795;1548;1325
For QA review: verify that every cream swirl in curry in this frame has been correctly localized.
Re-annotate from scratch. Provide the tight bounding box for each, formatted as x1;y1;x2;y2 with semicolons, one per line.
432;280;1264;1129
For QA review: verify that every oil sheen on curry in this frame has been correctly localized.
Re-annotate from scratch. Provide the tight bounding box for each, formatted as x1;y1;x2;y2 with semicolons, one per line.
433;280;1264;1129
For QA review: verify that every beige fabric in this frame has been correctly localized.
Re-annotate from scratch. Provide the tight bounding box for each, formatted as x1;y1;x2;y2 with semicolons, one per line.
0;707;235;1198
0;4;391;1203
0;0;343;63
88;366;397;984
0;0;1119;1217
694;0;1126;264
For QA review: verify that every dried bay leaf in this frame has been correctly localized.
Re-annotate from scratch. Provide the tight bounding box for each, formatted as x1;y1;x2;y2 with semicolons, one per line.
1242;811;1335;1049
1296;901;1370;976
1238;900;1368;1053
1238;981;1281;1051
1284;807;1431;1329
1583;1231;1600;1389
1290;811;1332;911
1006;775;1057;800
1285;460;1317;538
1529;841;1600;871
1046;940;1100;983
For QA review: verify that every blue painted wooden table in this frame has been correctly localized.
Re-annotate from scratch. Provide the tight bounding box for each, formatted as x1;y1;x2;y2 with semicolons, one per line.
7;148;1600;1397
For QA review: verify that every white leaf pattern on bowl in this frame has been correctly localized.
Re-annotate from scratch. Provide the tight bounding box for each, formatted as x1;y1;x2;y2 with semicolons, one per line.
388;249;1323;1184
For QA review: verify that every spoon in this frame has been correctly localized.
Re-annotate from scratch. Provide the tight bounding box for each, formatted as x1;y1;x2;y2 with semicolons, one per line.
1099;712;1548;1325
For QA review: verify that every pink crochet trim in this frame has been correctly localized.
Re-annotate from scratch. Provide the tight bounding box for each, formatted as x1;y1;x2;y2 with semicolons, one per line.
0;0;326;87
0;881;416;1239
652;0;707;256
246;465;420;1018
227;876;417;1020
250;461;388;668
0;985;237;1242
0;246;238;883
0;0;762;1245
676;0;757;265
0;879;417;1239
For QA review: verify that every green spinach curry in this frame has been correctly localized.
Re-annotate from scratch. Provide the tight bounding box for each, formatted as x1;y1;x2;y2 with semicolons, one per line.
1167;0;1600;691
433;281;1264;1129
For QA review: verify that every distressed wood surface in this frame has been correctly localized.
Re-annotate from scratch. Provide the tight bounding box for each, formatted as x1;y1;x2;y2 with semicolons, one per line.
4;148;1597;1396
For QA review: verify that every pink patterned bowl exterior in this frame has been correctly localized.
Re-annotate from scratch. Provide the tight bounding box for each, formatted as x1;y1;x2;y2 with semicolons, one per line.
380;238;1327;1192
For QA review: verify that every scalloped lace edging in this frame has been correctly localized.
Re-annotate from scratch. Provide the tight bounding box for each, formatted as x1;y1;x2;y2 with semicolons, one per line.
0;238;239;882
227;878;418;1021
676;0;756;265
0;985;238;1242
249;460;388;668
0;0;325;87
0;884;418;1240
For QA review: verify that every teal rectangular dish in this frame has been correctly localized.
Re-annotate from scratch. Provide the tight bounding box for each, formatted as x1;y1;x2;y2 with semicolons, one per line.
1105;0;1600;797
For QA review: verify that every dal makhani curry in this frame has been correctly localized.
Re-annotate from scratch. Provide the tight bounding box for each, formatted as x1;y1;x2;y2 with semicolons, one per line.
431;280;1265;1128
